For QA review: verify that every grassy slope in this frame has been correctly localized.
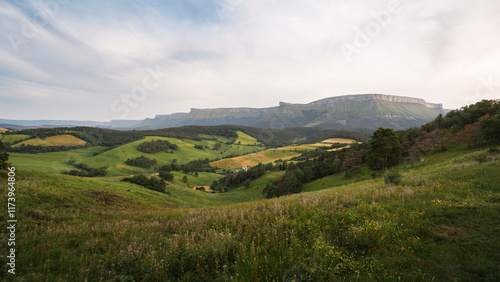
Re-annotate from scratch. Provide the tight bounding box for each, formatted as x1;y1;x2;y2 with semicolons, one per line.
13;135;87;147
74;136;263;176
8;147;106;173
234;130;263;145
0;134;31;144
2;147;498;280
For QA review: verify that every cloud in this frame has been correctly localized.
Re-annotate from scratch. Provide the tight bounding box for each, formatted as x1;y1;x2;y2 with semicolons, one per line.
0;0;499;120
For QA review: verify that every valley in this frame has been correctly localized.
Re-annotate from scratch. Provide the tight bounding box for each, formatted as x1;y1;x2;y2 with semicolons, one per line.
0;99;498;280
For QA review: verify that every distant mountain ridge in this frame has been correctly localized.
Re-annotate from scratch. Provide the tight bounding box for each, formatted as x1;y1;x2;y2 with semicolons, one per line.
136;94;446;130
0;94;447;131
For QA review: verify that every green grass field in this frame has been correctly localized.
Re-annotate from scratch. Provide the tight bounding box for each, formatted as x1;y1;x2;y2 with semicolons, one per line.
0;134;31;144
79;136;264;176
234;130;263;145
13;134;87;147
8;147;106;173
3;146;498;280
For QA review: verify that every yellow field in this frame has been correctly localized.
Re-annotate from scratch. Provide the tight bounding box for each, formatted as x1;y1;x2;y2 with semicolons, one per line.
210;149;300;169
212;138;358;168
277;138;357;151
0;128;8;133
276;144;319;151
13;134;87;147
321;138;357;144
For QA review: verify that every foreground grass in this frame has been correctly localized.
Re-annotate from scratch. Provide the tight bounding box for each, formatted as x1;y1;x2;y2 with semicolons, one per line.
0;148;499;280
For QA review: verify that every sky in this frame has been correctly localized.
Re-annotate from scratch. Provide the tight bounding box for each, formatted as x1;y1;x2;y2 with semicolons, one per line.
0;0;499;121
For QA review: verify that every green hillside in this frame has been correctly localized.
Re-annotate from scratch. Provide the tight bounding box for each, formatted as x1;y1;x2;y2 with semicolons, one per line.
79;136;263;176
0;134;30;144
13;134;87;147
3;146;498;280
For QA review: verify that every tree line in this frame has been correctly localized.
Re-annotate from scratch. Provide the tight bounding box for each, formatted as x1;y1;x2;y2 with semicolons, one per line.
137;139;178;154
61;161;108;177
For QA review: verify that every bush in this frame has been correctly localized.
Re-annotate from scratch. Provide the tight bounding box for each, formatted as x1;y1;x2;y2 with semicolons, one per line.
384;171;402;185
474;153;488;163
159;171;174;182
487;148;500;154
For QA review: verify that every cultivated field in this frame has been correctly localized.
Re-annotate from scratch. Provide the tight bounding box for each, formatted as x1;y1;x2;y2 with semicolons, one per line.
13;134;87;147
210;149;300;169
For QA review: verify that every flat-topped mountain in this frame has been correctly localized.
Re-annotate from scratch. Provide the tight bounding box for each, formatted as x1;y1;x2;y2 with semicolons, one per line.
136;94;446;130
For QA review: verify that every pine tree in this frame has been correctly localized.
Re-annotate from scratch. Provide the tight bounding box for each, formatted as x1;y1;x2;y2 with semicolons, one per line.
367;128;402;176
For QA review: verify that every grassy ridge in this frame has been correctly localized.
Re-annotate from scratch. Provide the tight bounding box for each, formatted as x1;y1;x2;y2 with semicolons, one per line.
2;147;498;280
0;134;30;144
13;135;87;147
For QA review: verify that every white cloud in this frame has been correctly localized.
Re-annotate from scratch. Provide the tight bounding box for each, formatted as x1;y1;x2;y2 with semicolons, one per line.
0;0;499;120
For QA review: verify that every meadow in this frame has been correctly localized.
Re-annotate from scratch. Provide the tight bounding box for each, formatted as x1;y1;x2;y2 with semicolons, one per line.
12;135;87;147
1;146;498;280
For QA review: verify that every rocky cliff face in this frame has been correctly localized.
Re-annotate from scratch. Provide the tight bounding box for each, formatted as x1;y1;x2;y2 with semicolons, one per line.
309;94;443;109
136;94;445;130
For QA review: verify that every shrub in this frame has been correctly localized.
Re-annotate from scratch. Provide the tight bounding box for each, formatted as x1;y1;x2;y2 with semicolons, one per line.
487;148;500;154
384;170;402;185
474;153;488;163
159;171;174;182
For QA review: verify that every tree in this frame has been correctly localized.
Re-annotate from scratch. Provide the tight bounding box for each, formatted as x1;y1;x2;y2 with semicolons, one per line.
0;140;9;170
213;143;222;151
432;129;452;151
367;128;402;176
455;119;483;149
481;114;500;142
182;175;188;183
159;171;174;182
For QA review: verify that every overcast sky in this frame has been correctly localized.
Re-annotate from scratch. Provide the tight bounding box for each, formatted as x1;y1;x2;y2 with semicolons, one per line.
1;0;499;121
